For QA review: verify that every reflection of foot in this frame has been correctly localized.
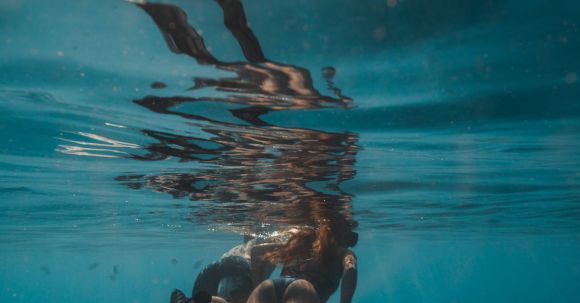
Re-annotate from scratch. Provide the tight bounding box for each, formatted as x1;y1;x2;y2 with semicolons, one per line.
170;289;188;303
321;66;336;80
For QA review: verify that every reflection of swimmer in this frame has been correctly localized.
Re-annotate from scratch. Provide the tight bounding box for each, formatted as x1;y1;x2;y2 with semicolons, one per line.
116;116;358;229
122;0;359;231
134;0;351;122
248;223;358;303
170;234;290;303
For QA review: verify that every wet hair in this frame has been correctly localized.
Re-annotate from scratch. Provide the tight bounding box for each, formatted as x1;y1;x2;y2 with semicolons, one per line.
264;222;357;266
264;228;317;265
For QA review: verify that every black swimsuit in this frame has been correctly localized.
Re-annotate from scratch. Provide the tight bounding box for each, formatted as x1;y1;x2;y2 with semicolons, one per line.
273;252;343;303
272;277;298;302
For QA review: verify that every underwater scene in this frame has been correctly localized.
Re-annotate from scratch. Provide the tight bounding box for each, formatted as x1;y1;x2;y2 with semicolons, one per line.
1;0;579;302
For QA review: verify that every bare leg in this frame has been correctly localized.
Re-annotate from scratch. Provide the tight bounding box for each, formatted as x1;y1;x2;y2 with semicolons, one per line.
246;280;277;303
215;0;266;63
282;279;319;303
135;2;218;65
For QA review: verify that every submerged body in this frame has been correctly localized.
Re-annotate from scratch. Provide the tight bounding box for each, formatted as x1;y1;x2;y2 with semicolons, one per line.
248;225;358;303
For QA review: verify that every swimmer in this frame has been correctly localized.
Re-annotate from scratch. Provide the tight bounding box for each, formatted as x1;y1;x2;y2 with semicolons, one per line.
248;222;358;303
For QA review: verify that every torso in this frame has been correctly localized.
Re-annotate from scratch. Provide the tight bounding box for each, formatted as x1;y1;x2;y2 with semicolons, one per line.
280;248;346;302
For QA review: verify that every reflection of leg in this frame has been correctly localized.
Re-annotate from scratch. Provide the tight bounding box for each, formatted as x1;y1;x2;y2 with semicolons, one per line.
247;280;277;303
136;3;218;65
215;0;266;63
282;279;319;303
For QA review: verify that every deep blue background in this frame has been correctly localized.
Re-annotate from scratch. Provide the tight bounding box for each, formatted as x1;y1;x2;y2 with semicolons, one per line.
1;0;580;302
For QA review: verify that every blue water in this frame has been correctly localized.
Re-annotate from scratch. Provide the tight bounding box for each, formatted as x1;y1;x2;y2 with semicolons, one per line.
1;0;580;302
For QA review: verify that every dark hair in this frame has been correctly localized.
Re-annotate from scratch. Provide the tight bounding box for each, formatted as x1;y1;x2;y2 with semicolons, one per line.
264;228;319;265
268;222;358;266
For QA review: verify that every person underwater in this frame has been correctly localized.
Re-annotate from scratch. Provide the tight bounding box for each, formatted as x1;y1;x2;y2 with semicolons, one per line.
247;222;358;303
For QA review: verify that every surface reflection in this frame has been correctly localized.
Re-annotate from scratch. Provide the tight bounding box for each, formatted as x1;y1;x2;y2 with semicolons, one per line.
119;0;359;230
135;1;351;116
121;1;359;302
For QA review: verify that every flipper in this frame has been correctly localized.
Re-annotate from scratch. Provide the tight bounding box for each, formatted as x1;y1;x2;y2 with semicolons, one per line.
170;289;189;303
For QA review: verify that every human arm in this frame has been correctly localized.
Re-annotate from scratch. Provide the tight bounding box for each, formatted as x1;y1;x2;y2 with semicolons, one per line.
250;243;281;287
340;249;357;303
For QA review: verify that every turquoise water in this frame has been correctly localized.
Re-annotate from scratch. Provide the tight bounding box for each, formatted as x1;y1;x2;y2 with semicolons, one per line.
1;0;580;302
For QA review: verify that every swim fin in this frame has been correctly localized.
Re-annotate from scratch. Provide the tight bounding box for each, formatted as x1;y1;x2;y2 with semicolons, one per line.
170;289;189;303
